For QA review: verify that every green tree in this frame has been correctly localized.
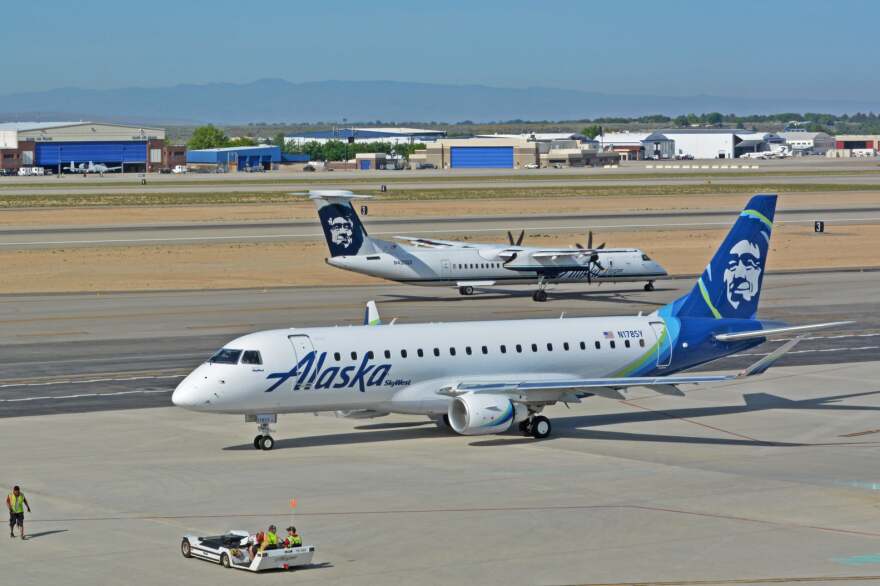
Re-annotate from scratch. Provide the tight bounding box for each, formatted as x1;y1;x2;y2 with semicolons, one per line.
673;115;688;127
227;137;258;147
187;124;228;150
581;125;603;139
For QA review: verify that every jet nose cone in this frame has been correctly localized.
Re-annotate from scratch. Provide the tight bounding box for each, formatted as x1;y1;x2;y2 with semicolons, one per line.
172;374;202;409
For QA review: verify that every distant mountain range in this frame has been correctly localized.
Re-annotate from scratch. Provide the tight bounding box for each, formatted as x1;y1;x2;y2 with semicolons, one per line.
0;79;876;125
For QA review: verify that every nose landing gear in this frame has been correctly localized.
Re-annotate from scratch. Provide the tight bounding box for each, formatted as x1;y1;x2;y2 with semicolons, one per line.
249;415;277;450
644;281;655;291
532;276;549;302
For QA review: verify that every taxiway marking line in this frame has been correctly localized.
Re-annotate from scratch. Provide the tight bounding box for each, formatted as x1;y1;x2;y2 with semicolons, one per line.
0;374;184;390
619;400;762;442
2;216;879;247
0;388;175;402
732;345;880;358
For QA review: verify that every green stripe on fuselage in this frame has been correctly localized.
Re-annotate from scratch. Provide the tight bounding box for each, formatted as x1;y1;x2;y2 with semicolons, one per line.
612;327;666;377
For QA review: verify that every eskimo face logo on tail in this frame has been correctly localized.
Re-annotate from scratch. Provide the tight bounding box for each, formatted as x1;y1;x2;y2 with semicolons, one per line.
327;216;354;248
723;239;762;309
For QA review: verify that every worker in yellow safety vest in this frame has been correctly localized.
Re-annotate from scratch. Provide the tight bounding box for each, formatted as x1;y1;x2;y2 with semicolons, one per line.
6;486;31;540
285;526;302;547
260;524;279;552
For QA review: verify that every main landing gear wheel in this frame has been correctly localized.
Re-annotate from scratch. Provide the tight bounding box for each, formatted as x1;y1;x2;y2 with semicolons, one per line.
518;420;531;436
258;435;275;450
530;416;551;439
644;281;655;291
532;290;548;302
253;435;263;450
459;285;475;296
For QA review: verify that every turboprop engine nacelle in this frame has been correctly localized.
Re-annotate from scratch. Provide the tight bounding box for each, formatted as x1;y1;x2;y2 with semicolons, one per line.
448;393;528;435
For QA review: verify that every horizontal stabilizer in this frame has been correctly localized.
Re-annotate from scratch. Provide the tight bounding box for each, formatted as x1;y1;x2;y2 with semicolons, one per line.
714;321;852;342
306;190;373;203
737;335;805;377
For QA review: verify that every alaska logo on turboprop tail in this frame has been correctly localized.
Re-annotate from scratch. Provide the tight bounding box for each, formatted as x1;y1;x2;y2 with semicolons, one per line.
264;351;409;393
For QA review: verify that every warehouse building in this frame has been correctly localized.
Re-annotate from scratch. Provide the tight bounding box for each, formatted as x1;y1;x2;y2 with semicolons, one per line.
656;128;741;159
186;145;281;172
596;132;674;160
285;127;446;146
778;131;834;154
0;121;168;173
410;138;538;169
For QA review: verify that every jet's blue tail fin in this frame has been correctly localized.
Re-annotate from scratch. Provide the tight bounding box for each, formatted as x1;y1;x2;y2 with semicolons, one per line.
668;194;777;320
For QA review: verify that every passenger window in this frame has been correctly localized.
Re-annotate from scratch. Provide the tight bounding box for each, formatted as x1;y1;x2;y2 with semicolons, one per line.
334;352;341;361
610;341;616;349
449;347;456;356
516;344;522;353
384;350;391;359
481;345;488;354
531;343;538;352
547;343;553;351
465;346;472;355
500;345;507;354
595;341;601;349
366;351;374;359
624;340;631;348
579;341;586;350
351;351;357;360
639;339;645;347
433;348;440;357
241;350;262;365
401;349;408;358
417;348;424;357
209;348;242;364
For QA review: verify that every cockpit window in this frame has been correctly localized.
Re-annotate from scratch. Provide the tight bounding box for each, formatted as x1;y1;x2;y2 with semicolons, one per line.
642;254;651;261
209;348;242;364
241;350;262;365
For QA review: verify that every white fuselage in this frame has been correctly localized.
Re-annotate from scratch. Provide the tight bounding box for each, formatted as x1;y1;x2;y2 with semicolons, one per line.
327;241;666;287
172;315;669;416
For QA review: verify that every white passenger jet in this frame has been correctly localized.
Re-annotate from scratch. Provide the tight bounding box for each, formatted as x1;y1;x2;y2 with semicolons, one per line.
309;191;667;301
173;194;849;450
65;161;123;174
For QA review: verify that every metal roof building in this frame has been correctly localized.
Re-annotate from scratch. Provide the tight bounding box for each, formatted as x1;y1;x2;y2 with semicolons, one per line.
285;127;446;146
187;145;281;171
0;121;168;173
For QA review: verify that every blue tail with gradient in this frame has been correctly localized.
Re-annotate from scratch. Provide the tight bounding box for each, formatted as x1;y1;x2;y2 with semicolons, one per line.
668;194;777;320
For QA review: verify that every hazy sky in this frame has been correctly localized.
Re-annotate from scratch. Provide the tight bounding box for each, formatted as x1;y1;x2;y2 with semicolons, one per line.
2;0;876;99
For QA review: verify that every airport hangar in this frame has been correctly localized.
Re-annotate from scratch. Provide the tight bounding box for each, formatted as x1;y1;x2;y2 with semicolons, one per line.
284;126;447;146
186;145;287;172
0;121;182;173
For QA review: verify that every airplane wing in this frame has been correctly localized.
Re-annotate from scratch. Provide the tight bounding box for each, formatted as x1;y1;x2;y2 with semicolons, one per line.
529;249;595;259
439;335;808;404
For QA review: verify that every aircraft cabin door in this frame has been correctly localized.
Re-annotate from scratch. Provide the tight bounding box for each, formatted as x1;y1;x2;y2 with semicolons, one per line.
288;335;315;363
441;258;451;278
648;321;672;369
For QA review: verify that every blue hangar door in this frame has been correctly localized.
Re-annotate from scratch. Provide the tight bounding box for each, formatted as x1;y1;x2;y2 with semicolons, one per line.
450;146;513;168
35;141;147;166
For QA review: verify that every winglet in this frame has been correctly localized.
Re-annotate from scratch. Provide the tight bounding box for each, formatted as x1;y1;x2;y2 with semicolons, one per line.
737;335;805;377
364;300;382;326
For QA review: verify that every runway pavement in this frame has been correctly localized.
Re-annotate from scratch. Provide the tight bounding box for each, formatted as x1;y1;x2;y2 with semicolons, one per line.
3;206;879;249
0;270;877;418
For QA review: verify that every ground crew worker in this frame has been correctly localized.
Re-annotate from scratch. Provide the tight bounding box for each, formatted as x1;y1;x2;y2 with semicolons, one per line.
285;526;302;547
7;486;31;540
262;525;279;551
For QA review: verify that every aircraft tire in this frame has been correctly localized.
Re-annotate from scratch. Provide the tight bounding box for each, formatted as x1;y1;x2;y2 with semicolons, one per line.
253;435;263;450
644;281;655;292
459;286;475;296
518;420;531;436
531;416;551;439
259;435;275;450
532;290;548;302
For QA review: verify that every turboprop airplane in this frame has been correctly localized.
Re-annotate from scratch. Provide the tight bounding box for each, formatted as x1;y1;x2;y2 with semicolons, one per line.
65;161;123;174
172;194;850;450
308;190;667;301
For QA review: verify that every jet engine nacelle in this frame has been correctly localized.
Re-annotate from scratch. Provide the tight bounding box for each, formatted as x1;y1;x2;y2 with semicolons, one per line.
447;393;528;435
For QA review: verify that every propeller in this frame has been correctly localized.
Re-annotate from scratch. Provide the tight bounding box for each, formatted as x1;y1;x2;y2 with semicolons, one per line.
574;230;606;284
507;229;525;246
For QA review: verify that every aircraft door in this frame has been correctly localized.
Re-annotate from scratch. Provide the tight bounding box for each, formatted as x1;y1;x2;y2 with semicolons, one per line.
648;321;672;369
441;258;451;277
288;335;315;363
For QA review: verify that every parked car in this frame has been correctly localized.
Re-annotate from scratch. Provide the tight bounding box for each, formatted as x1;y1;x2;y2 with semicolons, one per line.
416;163;436;170
302;165;316;172
172;165;188;174
523;162;539;169
0;169;13;176
158;168;172;174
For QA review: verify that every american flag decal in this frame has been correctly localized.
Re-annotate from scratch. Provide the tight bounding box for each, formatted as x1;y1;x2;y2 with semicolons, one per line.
603;331;615;339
